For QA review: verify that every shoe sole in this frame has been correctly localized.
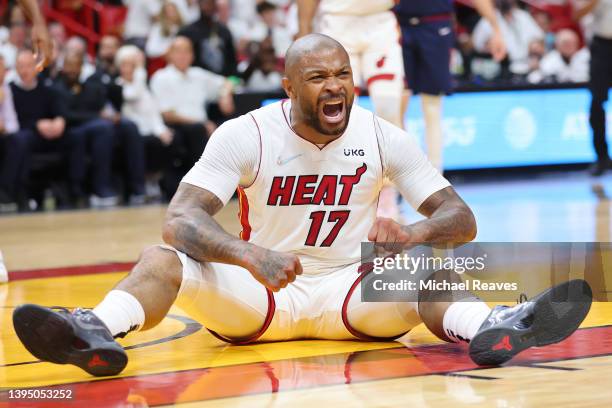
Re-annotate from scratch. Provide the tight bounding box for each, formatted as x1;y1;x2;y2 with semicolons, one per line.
13;304;127;376
469;279;593;366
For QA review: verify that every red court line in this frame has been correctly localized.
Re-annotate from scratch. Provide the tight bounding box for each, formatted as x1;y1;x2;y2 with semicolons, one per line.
3;325;611;407
8;262;135;281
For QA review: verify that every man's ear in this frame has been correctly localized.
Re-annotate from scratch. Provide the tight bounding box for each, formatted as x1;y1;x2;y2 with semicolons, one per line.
282;76;293;98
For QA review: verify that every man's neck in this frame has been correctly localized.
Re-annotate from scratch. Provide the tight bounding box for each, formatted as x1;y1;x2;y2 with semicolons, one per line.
21;79;38;91
173;65;189;75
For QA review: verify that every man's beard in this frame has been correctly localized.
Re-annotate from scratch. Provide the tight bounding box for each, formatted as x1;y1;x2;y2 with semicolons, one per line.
301;97;351;136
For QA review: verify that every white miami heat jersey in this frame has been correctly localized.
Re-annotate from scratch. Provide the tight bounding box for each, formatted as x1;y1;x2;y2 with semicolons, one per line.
318;0;394;16
182;100;449;275
241;100;383;274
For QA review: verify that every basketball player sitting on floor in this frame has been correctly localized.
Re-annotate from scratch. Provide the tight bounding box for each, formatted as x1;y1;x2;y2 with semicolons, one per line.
13;35;592;376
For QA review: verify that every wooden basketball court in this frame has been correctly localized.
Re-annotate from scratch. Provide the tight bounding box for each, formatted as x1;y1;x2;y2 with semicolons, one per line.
1;173;612;407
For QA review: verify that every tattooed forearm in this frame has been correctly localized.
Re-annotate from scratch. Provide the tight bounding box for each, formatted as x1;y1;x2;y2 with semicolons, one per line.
404;187;477;244
162;183;260;269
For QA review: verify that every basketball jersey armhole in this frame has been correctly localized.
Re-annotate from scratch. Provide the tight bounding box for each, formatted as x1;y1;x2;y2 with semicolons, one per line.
242;113;263;190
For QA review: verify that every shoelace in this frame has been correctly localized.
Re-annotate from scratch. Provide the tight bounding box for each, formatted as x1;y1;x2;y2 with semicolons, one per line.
50;306;96;322
517;293;528;304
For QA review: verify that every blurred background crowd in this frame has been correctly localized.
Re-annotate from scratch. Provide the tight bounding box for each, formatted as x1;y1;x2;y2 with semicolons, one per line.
0;0;604;211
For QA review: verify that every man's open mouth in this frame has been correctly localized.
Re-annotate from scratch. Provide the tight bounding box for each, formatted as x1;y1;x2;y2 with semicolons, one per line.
320;99;345;124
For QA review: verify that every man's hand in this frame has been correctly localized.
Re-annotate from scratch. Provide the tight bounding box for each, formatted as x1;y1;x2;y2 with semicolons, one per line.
164;184;303;293
37;118;65;139
31;20;52;71
17;0;52;71
368;217;414;254
247;249;303;292
489;29;507;61
101;111;121;124
158;129;174;146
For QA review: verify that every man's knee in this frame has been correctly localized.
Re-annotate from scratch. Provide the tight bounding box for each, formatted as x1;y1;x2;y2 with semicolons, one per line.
133;245;183;290
88;119;115;136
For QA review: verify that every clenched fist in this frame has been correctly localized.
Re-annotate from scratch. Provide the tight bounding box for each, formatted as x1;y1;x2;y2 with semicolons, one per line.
368;217;413;254
248;249;303;292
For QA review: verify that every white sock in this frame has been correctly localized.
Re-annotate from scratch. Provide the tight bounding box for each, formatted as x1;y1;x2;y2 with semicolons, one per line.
442;299;491;343
93;290;145;337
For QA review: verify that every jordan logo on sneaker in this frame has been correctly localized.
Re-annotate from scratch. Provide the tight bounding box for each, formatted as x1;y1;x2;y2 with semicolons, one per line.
88;354;109;368
492;335;513;351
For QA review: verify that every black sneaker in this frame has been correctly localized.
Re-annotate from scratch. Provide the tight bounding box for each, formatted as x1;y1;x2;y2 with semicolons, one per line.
469;279;592;366
12;304;127;376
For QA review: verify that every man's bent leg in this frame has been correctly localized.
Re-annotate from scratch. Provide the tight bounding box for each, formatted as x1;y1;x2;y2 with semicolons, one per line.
417;269;490;343
12;245;182;376
93;245;183;334
168;246;269;340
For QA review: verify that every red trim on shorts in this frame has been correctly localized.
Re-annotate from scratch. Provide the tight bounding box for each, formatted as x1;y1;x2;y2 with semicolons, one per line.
341;266;410;342
206;288;276;345
237;187;251;241
208;196;275;345
367;74;395;87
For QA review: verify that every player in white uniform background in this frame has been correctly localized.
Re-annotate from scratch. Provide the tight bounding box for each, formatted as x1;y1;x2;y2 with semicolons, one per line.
297;0;405;219
13;35;591;377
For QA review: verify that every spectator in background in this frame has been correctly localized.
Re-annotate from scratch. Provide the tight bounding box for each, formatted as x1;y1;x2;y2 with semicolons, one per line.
255;1;291;59
54;51;117;207
178;0;238;76
48;22;67;53
123;0;162;49
528;29;589;83
96;35;121;78
146;0;184;59
64;36;96;80
174;0;201;24
9;51;70;208
39;23;66;81
115;45;173;198
532;8;556;51
0;55;24;207
224;0;261;55
573;0;612;176
473;0;544;77
242;38;282;92
527;38;546;75
91;36;148;206
0;19;29;68
150;36;234;195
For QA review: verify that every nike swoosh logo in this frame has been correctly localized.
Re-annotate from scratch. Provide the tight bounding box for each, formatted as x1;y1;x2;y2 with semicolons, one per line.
277;154;303;166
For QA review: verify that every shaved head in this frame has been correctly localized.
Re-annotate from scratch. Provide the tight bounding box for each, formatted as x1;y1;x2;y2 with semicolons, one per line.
282;34;355;141
284;34;348;79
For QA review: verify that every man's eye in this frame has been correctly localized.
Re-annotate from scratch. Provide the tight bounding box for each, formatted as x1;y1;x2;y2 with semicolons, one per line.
310;75;324;81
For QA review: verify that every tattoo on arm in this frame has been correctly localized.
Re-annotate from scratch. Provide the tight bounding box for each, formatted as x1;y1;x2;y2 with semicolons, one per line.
405;187;477;244
162;183;258;269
